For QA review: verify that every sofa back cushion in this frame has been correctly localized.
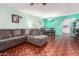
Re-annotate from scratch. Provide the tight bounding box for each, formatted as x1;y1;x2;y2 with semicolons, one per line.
0;30;12;39
40;28;45;35
25;29;30;35
30;29;40;35
11;29;22;37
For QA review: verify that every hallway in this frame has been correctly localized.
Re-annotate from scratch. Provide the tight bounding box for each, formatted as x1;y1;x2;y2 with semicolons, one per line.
0;34;79;56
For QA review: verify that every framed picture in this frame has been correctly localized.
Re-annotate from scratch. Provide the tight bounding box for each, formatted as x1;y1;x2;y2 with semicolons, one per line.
12;14;19;23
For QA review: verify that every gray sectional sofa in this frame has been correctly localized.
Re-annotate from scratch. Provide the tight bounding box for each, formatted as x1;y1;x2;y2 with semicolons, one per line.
0;29;48;51
0;29;27;51
26;29;48;46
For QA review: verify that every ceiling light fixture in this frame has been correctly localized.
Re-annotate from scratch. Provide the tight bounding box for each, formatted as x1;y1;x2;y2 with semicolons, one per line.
30;3;34;5
42;3;47;5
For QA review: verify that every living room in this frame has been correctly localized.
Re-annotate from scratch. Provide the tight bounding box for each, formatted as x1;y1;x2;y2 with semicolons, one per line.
0;3;79;56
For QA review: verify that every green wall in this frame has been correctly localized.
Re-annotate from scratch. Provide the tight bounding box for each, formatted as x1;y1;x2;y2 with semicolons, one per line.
44;14;79;36
0;7;44;29
1;6;79;36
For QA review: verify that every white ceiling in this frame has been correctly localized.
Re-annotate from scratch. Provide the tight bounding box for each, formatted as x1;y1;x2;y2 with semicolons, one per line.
0;3;79;18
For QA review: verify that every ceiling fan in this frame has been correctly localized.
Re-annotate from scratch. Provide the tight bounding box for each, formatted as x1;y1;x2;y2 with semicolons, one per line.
30;3;47;6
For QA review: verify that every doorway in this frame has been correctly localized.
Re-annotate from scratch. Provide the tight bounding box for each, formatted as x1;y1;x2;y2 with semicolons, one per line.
62;19;71;34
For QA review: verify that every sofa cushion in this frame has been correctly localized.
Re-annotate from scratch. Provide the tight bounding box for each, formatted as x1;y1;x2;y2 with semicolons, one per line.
25;29;30;35
11;29;22;37
0;30;12;39
40;28;45;35
27;35;48;46
30;29;40;35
